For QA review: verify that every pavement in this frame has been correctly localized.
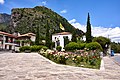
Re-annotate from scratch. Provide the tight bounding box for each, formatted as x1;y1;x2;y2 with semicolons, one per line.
0;52;120;80
111;54;120;66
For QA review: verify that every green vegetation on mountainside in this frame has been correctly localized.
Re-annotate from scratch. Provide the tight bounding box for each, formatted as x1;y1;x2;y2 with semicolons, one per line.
8;6;84;39
0;13;11;31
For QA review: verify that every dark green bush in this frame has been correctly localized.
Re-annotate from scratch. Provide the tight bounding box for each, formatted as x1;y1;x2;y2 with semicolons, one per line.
51;42;55;48
20;45;47;52
30;41;35;46
56;46;62;51
19;46;31;52
77;43;86;49
64;42;78;51
85;42;103;51
30;45;43;52
59;55;67;64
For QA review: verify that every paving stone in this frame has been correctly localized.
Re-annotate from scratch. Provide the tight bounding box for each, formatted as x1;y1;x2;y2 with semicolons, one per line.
0;53;120;80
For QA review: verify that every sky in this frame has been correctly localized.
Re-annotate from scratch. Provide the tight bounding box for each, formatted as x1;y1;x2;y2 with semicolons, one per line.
0;0;120;42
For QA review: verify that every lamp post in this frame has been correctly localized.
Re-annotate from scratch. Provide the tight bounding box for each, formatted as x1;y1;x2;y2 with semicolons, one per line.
108;34;111;55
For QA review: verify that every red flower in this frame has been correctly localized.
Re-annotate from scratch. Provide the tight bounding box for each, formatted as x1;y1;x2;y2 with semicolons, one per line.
93;56;96;58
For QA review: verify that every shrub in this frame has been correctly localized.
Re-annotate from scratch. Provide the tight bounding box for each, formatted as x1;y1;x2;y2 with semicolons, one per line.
77;43;86;50
56;46;62;51
19;46;31;52
23;40;31;43
38;50;101;69
42;46;48;51
51;42;55;48
64;42;78;51
30;41;35;46
15;40;21;43
30;45;43;52
20;45;48;52
59;55;67;64
85;42;103;51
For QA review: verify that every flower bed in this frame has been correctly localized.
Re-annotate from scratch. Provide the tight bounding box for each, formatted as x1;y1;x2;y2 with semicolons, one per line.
39;49;101;69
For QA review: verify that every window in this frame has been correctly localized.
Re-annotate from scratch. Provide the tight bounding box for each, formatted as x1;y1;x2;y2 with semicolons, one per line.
55;37;56;40
5;36;8;43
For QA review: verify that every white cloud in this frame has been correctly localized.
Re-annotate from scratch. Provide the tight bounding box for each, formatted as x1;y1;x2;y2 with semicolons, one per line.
42;1;47;5
69;19;120;43
68;19;86;32
0;0;4;4
68;19;76;23
60;10;67;14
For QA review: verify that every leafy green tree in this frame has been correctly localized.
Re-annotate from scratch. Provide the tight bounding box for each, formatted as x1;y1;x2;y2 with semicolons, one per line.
111;42;120;53
116;44;120;53
86;13;92;43
93;36;111;55
85;42;103;51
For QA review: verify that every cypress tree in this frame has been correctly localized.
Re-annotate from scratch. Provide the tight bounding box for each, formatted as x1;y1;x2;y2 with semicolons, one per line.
86;13;92;43
45;21;51;48
35;26;40;45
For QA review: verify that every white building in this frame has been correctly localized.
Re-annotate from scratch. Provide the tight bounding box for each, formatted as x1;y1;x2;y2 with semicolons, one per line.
52;32;72;51
0;31;36;50
81;35;86;41
16;33;36;46
0;31;17;50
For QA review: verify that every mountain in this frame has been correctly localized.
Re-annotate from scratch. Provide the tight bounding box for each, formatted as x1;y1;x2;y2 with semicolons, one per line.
0;13;11;23
7;6;84;39
0;13;11;31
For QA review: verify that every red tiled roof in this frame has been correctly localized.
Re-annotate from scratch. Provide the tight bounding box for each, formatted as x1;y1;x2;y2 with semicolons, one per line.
0;31;17;38
0;31;36;38
27;33;36;36
17;33;35;38
53;32;71;35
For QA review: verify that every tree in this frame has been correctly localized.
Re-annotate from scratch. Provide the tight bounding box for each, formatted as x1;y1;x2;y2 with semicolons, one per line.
86;13;92;43
45;20;51;48
111;42;120;53
35;26;40;45
63;36;70;46
93;36;111;55
72;30;77;42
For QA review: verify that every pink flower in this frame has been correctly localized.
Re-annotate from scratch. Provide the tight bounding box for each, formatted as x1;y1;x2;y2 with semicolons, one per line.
65;56;69;59
80;50;84;53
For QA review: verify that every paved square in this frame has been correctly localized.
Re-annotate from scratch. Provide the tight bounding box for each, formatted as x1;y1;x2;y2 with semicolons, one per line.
0;52;120;80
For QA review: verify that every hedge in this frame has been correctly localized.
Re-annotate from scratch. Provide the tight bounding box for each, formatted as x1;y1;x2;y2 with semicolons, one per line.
85;42;103;51
19;45;48;52
19;46;31;52
64;42;103;51
64;42;79;51
56;46;62;51
30;45;43;52
77;43;86;50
